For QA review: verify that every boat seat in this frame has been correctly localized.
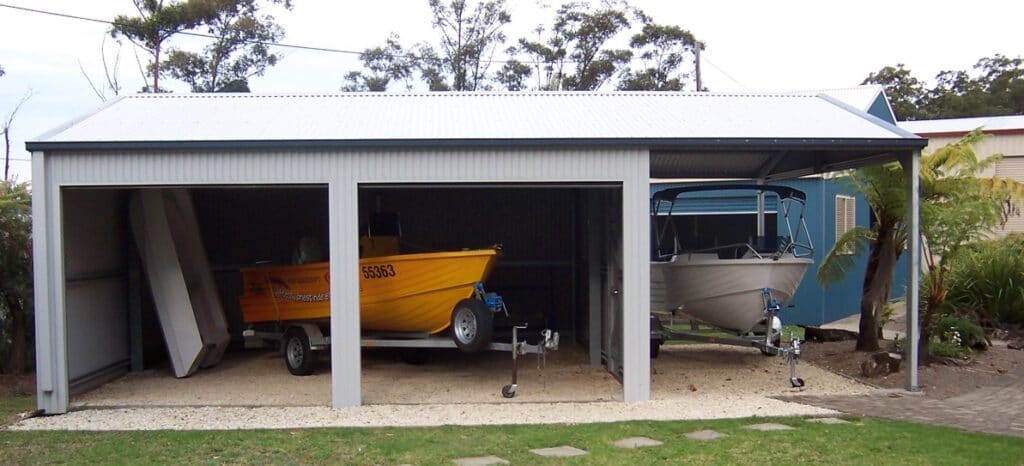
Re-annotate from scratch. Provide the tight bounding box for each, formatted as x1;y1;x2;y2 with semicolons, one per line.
752;235;777;253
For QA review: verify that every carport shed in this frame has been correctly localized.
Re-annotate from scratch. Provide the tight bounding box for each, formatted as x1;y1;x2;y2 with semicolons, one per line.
27;92;927;414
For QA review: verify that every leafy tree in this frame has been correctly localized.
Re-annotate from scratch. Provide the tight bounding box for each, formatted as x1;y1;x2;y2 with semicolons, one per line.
162;0;292;92
862;64;927;120
112;0;225;93
975;55;1024;115
618;22;700;91
424;0;511;91
0;180;32;374
0;64;4;77
864;56;1024;120
518;1;635;90
342;0;511;92
495;56;532;91
915;133;1024;356
342;1;701;92
818;132;1024;355
341;34;415;92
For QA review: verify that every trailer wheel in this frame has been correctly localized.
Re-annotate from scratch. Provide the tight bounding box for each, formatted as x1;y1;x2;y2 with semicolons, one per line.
284;327;317;376
650;339;663;358
501;384;517;398
451;298;493;353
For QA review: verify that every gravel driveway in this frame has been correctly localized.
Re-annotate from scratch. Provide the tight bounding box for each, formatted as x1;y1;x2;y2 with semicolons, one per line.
12;344;866;430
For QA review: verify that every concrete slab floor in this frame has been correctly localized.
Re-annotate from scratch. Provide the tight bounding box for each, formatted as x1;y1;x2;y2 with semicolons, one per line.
72;342;868;407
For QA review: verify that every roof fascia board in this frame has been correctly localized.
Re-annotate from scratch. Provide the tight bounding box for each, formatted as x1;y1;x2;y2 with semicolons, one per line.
27;136;929;153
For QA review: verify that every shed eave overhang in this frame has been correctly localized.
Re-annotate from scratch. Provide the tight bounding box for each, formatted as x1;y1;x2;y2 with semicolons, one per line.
25;136;927;153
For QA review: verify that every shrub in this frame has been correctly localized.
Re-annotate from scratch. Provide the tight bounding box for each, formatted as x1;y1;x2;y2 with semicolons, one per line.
928;339;970;359
935;314;986;350
945;235;1024;324
0;180;33;374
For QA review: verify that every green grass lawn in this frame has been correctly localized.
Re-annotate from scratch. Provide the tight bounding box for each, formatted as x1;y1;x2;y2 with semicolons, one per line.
2;395;1023;465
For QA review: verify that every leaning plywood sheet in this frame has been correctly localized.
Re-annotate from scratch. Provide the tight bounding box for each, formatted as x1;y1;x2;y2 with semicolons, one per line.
165;189;230;368
129;191;208;378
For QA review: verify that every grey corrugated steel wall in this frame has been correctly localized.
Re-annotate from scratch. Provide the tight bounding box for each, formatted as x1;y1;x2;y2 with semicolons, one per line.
34;147;651;413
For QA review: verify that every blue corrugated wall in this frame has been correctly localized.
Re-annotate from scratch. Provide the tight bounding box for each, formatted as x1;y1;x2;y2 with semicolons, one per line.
651;178;908;326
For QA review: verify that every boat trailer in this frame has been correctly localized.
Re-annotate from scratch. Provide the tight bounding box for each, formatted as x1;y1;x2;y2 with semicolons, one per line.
650;289;805;388
244;285;560;399
361;325;559;398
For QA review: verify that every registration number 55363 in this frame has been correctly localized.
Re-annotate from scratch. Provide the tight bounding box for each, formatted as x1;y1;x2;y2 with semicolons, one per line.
361;264;396;279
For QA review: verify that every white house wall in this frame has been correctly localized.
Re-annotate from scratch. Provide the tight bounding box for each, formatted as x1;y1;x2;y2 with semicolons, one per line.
923;134;1024;236
34;147;650;413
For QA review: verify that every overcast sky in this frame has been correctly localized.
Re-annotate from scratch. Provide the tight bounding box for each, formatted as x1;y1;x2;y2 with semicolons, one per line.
2;0;1022;181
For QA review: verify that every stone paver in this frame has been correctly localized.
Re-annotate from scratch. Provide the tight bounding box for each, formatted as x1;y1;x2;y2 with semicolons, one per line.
806;417;850;425
783;364;1024;438
685;429;727;440
744;422;795;431
452;456;509;466
528;446;588;457
613;436;663;448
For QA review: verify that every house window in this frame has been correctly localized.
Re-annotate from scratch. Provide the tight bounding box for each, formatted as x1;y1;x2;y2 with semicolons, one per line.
835;195;856;255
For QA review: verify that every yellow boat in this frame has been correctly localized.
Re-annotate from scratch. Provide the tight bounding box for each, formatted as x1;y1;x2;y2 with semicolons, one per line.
238;248;498;334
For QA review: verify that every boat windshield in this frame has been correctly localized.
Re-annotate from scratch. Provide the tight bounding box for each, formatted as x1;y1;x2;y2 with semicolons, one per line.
651;184;815;260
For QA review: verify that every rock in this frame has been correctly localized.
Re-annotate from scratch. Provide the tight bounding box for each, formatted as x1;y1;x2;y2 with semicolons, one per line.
1008;339;1024;351
861;352;902;378
804;326;858;342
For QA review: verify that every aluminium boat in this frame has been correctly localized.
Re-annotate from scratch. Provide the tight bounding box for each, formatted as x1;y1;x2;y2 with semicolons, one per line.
650;184;814;334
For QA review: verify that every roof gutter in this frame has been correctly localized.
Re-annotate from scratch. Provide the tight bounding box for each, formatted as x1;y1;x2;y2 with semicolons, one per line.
26;136;928;153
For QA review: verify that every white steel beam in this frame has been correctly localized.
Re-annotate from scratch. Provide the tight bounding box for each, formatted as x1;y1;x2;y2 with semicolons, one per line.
330;181;362;407
900;150;921;391
32;152;69;414
621;160;651;402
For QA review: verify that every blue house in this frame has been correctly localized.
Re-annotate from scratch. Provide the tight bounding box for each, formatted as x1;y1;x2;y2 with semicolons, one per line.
649;85;908;326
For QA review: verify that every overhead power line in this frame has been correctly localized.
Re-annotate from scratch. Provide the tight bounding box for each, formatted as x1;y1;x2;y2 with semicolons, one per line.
700;53;746;89
0;2;744;74
0;3;372;57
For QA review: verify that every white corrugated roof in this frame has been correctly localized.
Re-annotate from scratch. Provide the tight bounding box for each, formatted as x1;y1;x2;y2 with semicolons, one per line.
33;91;918;146
898;115;1024;135
787;85;886;112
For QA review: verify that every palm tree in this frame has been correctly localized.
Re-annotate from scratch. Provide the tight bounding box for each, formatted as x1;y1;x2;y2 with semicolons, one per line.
818;131;1024;354
817;164;906;351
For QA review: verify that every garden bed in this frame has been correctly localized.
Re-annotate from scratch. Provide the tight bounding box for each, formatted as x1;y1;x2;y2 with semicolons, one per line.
801;339;1024;399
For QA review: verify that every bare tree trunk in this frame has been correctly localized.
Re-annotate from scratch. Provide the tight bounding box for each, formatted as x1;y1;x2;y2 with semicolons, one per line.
5;296;26;374
153;44;161;93
858;225;899;351
3;128;9;181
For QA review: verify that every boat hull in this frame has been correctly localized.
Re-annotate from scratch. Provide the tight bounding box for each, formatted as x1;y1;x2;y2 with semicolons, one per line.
652;254;812;333
239;249;497;334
